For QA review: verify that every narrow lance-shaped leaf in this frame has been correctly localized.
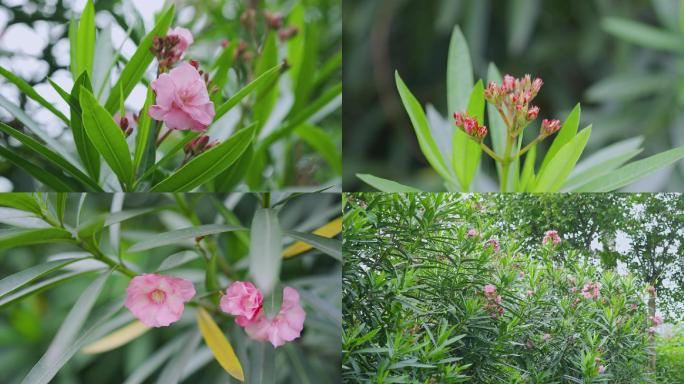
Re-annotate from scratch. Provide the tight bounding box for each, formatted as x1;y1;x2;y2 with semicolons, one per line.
196;308;245;382
446;25;474;116
539;103;581;174
0;257;86;298
532;126;592;192
253;32;279;133
104;5;175;113
128;224;246;253
0;145;78;191
150;124;255;192
0;193;41;214
452;80;484;191
575;146;684;192
283;217;342;258
284;230;341;261
75;0;95;77
249;208;282;295
213;64;283;121
0;227;73;250
0;122;102;191
80;86;134;189
21;270;113;384
356;173;423;193
395;72;452;183
82;321;149;354
0;66;69;124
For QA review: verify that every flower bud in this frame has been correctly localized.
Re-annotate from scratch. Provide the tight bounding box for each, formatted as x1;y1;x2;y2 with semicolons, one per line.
541;119;561;136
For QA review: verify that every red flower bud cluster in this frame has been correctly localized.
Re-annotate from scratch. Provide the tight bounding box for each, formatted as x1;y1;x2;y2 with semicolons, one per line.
453;112;488;141
184;135;219;157
114;112;137;138
152;35;183;72
541;119;561;137
484;74;560;138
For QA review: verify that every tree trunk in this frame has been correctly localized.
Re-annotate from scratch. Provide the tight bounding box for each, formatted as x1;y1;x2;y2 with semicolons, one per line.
648;293;656;372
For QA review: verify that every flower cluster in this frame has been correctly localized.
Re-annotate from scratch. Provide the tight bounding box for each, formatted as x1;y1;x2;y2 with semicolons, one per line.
184;135;219;157
466;228;479;238
580;281;601;300
595;357;606;374
647;314;663;335
484;238;500;252
453;112;488;141
151;27;193;72
124;275;305;348
484;74;543;133
482;284;504;318
542;230;561;246
220;281;306;347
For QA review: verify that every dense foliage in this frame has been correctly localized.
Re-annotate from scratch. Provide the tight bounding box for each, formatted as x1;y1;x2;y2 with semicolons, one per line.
0;192;341;383
342;193;679;383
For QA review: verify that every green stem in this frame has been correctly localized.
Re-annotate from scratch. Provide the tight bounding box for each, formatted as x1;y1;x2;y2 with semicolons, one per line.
512;135;543;161
262;192;271;208
501;133;514;193
81;241;136;278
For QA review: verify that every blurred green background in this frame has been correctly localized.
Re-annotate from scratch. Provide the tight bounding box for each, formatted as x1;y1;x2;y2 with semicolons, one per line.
343;0;684;191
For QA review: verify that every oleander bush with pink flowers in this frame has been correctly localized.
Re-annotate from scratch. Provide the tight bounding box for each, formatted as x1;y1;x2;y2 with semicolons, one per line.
0;0;341;192
342;193;682;383
0;192;341;383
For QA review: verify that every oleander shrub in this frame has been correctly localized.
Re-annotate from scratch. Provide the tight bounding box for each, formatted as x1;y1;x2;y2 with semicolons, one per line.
343;193;652;383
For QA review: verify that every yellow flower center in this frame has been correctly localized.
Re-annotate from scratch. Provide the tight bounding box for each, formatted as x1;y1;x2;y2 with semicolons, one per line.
150;289;166;304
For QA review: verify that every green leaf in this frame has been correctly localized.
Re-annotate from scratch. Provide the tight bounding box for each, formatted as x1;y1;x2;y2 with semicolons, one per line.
0;66;69;124
603;17;684;53
196;308;244;381
214;64;283;122
123;337;187;384
452;80;484;191
395;72;451;182
92;23;114;101
283;230;341;261
575;146;684;192
0;145;78;191
585;73;673;102
532;126;592;192
212;145;253;191
75;0;95;77
69;17;79;79
0;257;86;298
518;145;536;192
80;87;134;189
507;0;540;54
104;5;175;114
295;123;342;174
357;173;422;192
446;25;474;116
156;331;201;384
21;270;114;384
0;94;71;160
0;270;99;308
128;224;246;253
0;193;41;214
249;208;282;295
133;86;155;175
0;228;74;249
71;72;101;182
290;22;318;115
539;103;581;174
253;32;279;132
210;41;237;105
150;124;255;192
0;122;102;191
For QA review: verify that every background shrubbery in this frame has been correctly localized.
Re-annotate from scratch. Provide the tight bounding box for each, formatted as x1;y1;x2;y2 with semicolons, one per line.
343;193;682;383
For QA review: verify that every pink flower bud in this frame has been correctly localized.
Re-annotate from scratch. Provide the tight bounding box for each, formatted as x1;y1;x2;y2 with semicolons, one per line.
220;281;263;321
527;106;539;120
541;119;561;136
467;228;479;238
485;239;500;252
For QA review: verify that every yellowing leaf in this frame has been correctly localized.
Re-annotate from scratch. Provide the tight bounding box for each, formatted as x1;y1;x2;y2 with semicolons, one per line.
196;307;244;381
282;217;342;258
82;320;149;354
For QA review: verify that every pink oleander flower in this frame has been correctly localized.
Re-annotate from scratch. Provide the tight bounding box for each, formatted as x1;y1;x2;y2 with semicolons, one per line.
649;315;663;326
541;119;561;136
598;365;606;374
220;281;263;321
125;274;196;328
570;287;577;293
485;238;500;252
238;287;306;348
167;27;194;57
542;333;551;341
630;303;638;310
483;284;497;295
467;228;479;238
149;62;215;131
580;281;601;300
542;230;561;246
453;112;488;141
527;290;534;296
